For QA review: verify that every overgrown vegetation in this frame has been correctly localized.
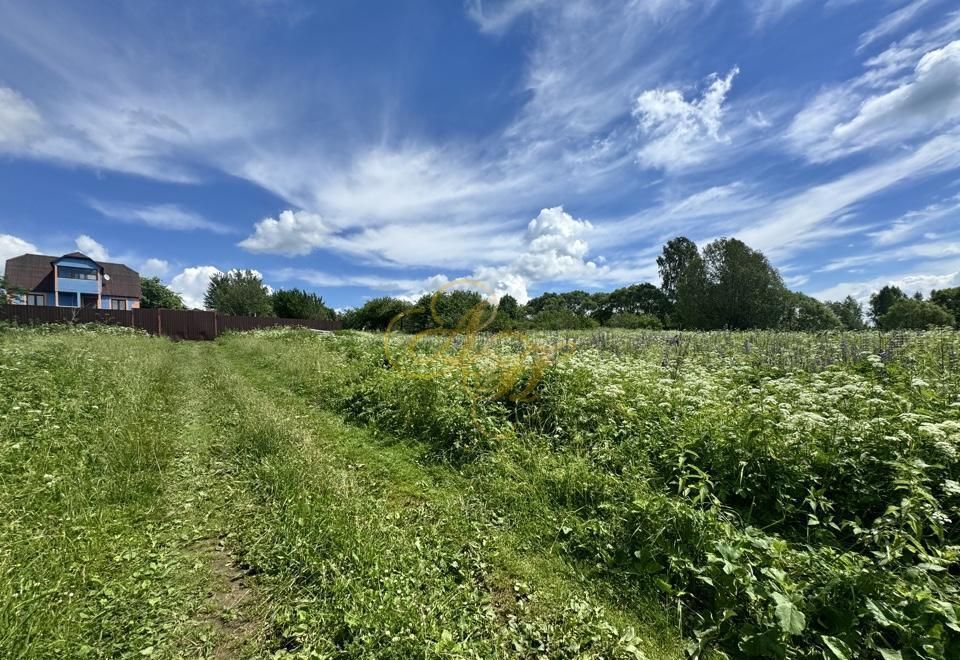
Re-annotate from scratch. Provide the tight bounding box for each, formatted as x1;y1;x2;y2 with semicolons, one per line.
3;323;958;658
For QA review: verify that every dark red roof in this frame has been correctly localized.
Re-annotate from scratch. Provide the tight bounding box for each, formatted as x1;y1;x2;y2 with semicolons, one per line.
4;253;141;298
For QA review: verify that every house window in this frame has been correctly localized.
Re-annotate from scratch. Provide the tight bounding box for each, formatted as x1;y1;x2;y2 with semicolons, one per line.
26;293;46;306
111;299;128;311
58;266;98;280
57;292;78;307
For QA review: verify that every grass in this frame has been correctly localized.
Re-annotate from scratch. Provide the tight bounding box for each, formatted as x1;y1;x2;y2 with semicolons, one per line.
2;324;957;658
0;326;679;658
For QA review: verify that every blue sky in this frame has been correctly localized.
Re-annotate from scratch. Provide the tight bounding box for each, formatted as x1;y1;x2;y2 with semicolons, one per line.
1;0;959;309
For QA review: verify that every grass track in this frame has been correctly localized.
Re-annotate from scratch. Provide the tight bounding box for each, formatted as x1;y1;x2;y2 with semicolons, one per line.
0;329;679;658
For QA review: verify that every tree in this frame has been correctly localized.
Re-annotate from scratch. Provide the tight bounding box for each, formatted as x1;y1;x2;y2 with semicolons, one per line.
203;270;273;316
657;237;700;304
405;289;491;333
139;276;185;309
699;237;787;329
783;292;841;331
341;297;411;331
271;288;334;320
489;294;523;331
596;283;672;325
868;285;907;325
878;299;954;329
826;296;866;330
525;290;598;317
930;287;960;327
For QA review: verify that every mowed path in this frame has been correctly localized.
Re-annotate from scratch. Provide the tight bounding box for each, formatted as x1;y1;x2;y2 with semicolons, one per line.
0;332;679;658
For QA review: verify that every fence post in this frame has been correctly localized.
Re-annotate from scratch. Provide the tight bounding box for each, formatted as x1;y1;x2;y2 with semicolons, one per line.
157;308;162;336
214;312;219;338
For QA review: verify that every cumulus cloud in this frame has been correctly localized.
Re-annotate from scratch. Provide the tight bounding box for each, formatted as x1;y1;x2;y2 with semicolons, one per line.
789;40;960;161
140;258;170;277
88;200;232;234
238;209;332;256
74;234;111;262
0;86;43;149
633;68;739;170
273;206;602;304
470;206;601;303
169;266;222;309
0;233;38;274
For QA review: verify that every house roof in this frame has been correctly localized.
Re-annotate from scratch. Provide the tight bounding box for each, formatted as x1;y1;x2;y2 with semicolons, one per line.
58;251;96;261
4;253;142;298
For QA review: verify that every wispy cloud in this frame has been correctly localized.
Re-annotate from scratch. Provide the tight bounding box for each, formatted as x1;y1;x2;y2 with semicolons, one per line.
88;200;233;234
858;0;942;52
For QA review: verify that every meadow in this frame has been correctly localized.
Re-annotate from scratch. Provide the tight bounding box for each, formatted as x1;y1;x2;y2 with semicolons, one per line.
0;324;957;658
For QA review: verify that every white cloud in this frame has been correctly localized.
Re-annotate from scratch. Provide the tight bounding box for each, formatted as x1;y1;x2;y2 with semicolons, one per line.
0;234;38;274
0;86;43;149
867;193;960;245
273;206;602;304
88;200;232;234
633;68;740;170
751;0;809;27
811;267;960;307
858;0;941;52
818;239;960;272
739;130;960;256
169;266;222;309
465;0;546;34
469;206;602;303
139;258;170;278
74;235;111;262
238;209;332;256
789;40;960;161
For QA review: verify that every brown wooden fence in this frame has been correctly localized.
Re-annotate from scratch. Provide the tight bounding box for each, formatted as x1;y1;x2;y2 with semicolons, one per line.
0;305;340;340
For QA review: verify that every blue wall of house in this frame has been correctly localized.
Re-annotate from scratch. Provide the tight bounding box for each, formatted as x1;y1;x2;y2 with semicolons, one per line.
57;278;98;294
55;258;100;295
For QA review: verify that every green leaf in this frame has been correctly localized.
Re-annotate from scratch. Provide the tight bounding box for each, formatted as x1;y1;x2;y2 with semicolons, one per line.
877;649;903;660
771;592;806;635
821;635;851;660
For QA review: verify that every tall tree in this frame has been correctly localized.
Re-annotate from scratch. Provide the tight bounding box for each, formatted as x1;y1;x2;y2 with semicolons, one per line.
783;292;842;331
868;285;907;325
203;270;273;316
271;288;334;320
657;237;700;303
879;299;954;329
826;296;866;330
930;287;960;327
139;276;185;309
699;237;787;329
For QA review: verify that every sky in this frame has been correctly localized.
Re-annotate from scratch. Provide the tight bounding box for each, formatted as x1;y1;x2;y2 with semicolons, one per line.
1;0;960;309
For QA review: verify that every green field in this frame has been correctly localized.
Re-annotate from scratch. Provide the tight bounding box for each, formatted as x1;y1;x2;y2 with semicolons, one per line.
1;325;958;658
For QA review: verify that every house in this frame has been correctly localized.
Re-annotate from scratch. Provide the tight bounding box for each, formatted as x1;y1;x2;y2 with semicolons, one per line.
4;252;141;310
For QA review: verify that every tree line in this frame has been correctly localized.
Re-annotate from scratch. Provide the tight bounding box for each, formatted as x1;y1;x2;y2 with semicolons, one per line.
137;271;336;321
340;236;959;332
76;238;958;330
